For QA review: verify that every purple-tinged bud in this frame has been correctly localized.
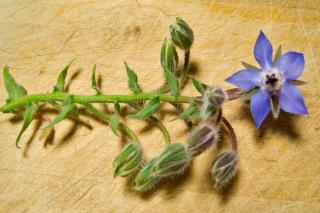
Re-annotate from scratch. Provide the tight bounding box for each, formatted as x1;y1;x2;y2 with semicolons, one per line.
113;143;143;177
170;17;194;51
211;150;238;190
186;121;219;157
200;86;227;120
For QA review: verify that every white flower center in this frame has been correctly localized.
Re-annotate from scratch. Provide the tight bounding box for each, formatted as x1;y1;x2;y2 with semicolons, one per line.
260;68;283;92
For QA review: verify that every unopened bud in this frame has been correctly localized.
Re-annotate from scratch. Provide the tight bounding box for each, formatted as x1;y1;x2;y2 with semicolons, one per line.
211;150;238;190
113;143;143;177
134;158;160;191
154;143;190;178
170;17;194;50
187;122;219;157
160;38;179;73
200;86;227;120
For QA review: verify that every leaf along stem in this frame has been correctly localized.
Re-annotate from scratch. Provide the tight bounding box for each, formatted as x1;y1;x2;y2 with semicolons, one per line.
0;92;193;113
82;103;140;144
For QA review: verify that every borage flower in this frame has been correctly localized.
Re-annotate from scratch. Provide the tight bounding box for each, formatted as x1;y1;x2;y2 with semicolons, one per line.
225;31;308;127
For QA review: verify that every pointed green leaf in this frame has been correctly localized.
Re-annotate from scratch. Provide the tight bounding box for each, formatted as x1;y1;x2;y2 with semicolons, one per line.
16;103;38;148
170;101;197;121
91;64;102;94
190;76;207;94
241;61;261;71
110;102;120;136
273;45;282;65
3;65;27;101
44;96;77;128
164;67;179;97
124;62;141;94
53;59;74;92
291;79;307;86
128;97;160;119
240;87;259;101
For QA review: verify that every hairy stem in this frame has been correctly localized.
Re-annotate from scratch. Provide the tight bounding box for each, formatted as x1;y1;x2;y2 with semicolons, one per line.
221;117;237;151
0;92;193;113
82;103;140;144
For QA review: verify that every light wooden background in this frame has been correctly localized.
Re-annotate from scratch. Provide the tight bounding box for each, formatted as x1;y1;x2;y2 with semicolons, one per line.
0;0;319;212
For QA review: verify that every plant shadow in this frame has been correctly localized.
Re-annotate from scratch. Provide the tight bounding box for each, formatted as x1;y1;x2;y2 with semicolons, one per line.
236;103;301;144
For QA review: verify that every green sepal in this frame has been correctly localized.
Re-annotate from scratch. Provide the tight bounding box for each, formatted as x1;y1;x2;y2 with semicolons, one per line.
160;38;179;73
241;61;261;72
273;45;282;65
190;76;207;94
44;95;77;128
128;97;160;119
110;102;120;136
164;67;179;97
53;59;74;92
91;64;102;95
240;87;259;101
16;103;38;148
3;65;27;103
124;62;141;94
270;96;280;119
291;80;307;86
170;101;197;121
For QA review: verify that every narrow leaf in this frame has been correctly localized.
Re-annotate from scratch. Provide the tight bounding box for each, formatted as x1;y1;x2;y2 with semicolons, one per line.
3;65;27;101
270;96;280;119
164;67;179;97
16;103;38;148
273;45;282;65
124;62;141;94
291;79;307;86
44;96;77;128
128;97;160;119
110;102;120;136
170;101;197;121
190;76;207;94
53;59;75;92
240;87;259;101
91;64;102;94
241;61;261;72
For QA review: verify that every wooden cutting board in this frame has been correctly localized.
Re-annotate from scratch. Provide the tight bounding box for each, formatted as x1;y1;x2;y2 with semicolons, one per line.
0;0;319;212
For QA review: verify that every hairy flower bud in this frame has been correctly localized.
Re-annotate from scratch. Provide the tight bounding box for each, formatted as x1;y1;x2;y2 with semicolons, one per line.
153;143;190;177
200;86;227;120
170;17;194;50
134;158;160;191
211;150;238;190
113;143;143;177
187;122;219;157
160;38;179;73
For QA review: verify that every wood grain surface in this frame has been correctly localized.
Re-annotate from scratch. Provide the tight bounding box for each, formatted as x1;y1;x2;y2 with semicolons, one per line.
0;0;320;212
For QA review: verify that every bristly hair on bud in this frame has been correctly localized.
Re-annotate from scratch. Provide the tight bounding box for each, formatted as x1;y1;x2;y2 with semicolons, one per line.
160;38;179;73
133;157;160;192
186;121;219;157
170;17;194;51
113;143;143;177
153;143;191;178
211;150;238;191
200;86;227;120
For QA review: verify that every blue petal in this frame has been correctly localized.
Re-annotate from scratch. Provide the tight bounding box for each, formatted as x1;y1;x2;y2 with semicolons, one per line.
254;31;273;70
225;69;261;91
278;82;308;115
276;52;305;81
250;90;271;128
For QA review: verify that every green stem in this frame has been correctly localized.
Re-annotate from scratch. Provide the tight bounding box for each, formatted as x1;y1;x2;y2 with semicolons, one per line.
82;103;140;144
130;103;171;145
0;92;193;113
178;49;190;87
